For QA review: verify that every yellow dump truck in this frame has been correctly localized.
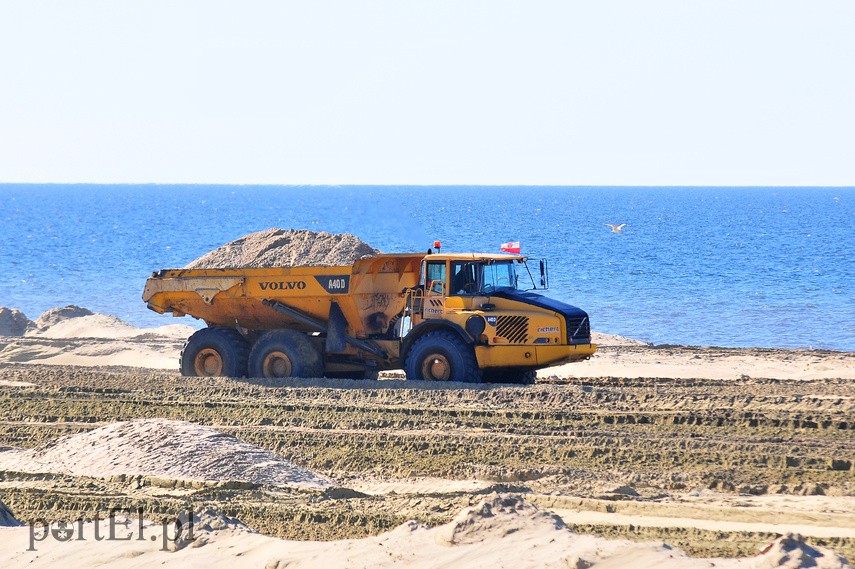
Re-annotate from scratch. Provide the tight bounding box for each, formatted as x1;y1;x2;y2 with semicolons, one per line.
142;251;595;383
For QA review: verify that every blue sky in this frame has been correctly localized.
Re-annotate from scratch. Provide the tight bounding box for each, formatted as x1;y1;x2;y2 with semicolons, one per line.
1;1;853;185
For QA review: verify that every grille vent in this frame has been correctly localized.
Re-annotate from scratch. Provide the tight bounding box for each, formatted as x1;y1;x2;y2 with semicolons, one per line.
496;316;529;343
566;316;590;342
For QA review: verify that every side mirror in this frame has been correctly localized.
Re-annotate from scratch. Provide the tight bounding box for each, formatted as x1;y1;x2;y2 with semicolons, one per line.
539;259;548;288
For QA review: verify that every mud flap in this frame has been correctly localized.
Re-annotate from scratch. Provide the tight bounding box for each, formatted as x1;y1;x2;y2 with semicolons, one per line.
325;302;348;353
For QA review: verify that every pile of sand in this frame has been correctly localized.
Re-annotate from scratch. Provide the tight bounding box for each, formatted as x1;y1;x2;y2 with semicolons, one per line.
32;305;94;331
26;306;191;340
2;305;186;340
0;307;34;336
591;331;650;347
753;534;852;569
434;494;568;546
0;305;194;369
184;228;381;269
0;419;331;489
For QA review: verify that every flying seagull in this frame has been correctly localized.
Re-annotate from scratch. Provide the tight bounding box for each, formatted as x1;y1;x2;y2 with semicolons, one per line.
605;224;627;234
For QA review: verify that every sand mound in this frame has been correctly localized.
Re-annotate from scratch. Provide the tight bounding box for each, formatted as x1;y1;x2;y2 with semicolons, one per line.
435;494;566;546
0;307;34;336
0;419;331;489
0;306;194;369
159;507;255;552
33;305;94;331
591;331;650;347
189;507;251;534
0;500;21;527
754;533;851;569
31;312;134;338
26;311;193;340
184;228;381;269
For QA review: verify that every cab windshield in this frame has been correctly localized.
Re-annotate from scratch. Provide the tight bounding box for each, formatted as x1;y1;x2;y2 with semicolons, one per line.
481;260;518;292
450;260;519;295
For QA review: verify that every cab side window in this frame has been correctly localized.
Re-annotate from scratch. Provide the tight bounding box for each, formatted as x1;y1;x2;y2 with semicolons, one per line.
450;262;476;295
425;262;447;295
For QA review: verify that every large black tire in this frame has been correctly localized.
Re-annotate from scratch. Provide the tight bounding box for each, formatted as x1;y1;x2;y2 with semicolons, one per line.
482;368;538;385
248;329;324;379
180;328;249;378
404;330;481;383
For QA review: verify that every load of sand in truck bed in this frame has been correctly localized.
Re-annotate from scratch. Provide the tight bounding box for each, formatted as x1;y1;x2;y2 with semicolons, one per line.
184;228;381;269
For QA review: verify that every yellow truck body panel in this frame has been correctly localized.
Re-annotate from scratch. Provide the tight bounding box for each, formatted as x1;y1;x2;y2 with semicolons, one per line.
143;254;423;337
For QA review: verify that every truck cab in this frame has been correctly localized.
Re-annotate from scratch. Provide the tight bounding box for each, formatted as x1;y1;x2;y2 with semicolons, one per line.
423;254;519;298
400;253;595;383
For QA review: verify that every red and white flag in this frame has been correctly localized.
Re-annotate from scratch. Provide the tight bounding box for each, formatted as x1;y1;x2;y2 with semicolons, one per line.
500;241;521;254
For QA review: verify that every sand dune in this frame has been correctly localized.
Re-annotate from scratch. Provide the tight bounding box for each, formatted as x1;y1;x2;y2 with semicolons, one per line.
0;305;193;369
0;419;331;489
29;312;192;341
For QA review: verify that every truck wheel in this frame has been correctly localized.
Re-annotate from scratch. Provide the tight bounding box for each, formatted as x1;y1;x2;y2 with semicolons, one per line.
180;328;249;378
483;368;537;385
248;329;323;379
404;330;481;383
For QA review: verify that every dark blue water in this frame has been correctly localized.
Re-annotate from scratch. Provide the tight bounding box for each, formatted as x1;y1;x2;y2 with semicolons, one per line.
1;185;853;350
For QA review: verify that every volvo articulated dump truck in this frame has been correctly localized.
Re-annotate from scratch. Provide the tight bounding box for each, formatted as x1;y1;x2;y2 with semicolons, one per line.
142;251;595;383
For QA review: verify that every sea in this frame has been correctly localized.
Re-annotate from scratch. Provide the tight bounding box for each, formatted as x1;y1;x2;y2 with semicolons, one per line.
0;185;852;351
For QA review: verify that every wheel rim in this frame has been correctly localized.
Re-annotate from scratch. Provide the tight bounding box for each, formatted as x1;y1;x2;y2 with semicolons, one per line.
421;353;451;381
262;351;293;378
194;348;223;376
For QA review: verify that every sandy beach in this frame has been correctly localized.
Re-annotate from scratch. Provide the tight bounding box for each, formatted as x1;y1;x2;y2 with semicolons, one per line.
4;0;854;562
1;307;853;567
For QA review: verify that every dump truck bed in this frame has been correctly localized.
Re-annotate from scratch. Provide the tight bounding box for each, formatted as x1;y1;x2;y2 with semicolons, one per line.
143;254;424;337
